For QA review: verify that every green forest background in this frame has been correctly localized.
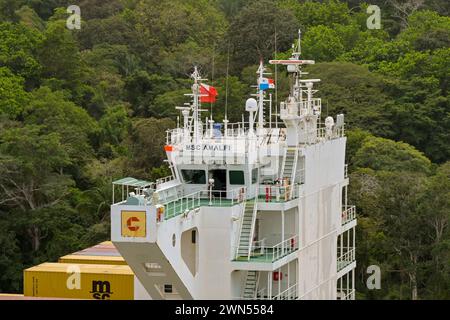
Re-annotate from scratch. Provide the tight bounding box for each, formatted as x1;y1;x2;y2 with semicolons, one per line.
0;0;449;299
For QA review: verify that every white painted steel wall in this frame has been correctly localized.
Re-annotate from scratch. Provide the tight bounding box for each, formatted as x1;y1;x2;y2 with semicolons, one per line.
297;137;347;299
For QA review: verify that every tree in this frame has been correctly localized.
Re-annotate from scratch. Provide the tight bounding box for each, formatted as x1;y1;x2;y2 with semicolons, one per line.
0;22;42;87
76;13;137;50
126;117;175;179
302;25;345;61
37;20;82;85
391;0;425;29
227;0;298;70
24;87;98;166
0;218;22;292
0;125;73;252
307;62;395;137
98;104;131;158
280;0;352;30
419;162;450;298
0;0;22;21
345;129;373;168
151;88;190;119
0;67;29;119
77;0;125;20
375;171;429;300
133;0;226;67
124;71;178;117
210;75;250;123
353;136;432;174
15;5;45;31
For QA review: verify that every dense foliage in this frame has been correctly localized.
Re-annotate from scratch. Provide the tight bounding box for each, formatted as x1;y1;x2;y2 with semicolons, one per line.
0;0;449;299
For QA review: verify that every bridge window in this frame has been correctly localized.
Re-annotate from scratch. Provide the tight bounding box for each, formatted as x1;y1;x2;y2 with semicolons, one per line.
181;170;206;184
229;171;245;185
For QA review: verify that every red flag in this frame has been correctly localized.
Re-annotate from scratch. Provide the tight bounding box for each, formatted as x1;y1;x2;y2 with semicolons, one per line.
199;83;218;103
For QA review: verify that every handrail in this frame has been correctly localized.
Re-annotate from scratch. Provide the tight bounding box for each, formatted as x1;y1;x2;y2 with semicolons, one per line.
341;205;356;225
337;288;355;300
235;198;247;260
163;190;201;219
258;184;299;202
272;283;297;300
337;247;355;271
247;191;259;259
290;149;299;198
236;234;299;263
234;283;297;300
162;187;246;220
156;175;174;185
252;238;266;255
271;235;299;261
254;272;260;299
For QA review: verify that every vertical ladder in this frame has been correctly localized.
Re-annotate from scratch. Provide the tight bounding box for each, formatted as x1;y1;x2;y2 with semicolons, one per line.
242;270;259;299
236;199;258;260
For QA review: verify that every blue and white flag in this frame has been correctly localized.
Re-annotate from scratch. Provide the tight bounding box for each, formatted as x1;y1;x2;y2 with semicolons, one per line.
259;78;275;90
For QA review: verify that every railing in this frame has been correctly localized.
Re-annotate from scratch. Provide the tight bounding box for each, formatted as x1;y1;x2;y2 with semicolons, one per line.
271;235;299;261
337;288;355;300
162;188;246;220
251;239;266;254
156;175;174;186
235;235;299;263
280;98;321;118
272;283;298;300
234;284;297;300
199;188;246;207
337;248;355;271
258;184;299;203
341;205;356;225
344;164;348;178
166;122;288;146
163;191;202;219
317;124;345;140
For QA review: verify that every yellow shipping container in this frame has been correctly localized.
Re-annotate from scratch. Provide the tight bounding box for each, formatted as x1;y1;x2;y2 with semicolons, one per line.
99;241;113;246
58;254;127;265
24;263;134;300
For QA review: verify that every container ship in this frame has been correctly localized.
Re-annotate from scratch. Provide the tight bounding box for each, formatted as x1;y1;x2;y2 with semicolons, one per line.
1;32;356;300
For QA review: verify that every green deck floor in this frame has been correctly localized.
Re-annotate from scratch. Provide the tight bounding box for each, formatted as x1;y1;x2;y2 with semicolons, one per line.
234;248;298;263
164;198;237;219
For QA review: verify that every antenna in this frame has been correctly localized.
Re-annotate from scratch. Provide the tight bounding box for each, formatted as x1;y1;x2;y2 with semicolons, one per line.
210;44;215;121
257;59;265;132
225;42;230;121
191;66;201;142
274;26;278;129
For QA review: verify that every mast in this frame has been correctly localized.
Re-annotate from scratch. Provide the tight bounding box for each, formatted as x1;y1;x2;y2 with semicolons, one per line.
257;59;265;133
191;66;200;142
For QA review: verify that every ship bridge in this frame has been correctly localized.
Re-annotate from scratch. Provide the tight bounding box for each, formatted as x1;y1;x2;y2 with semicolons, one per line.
110;33;356;300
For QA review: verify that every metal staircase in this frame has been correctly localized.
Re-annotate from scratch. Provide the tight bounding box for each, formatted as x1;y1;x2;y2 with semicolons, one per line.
242;271;259;299
236;199;258;260
280;147;299;198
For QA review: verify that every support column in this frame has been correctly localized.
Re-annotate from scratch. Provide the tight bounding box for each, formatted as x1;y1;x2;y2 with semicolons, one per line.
281;210;285;253
278;268;281;297
346;271;349;299
352;269;355;300
347;229;350;260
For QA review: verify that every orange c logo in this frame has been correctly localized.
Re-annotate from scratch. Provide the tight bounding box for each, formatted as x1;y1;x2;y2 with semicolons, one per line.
121;211;146;237
127;217;140;231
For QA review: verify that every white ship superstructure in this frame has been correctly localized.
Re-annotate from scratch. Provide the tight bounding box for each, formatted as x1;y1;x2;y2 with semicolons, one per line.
110;33;357;300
